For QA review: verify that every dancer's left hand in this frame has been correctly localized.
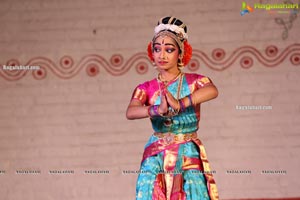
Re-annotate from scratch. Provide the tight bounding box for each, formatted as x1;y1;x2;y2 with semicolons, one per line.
164;89;180;110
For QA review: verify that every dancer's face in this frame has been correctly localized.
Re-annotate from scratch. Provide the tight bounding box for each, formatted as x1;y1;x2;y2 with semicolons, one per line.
152;36;180;71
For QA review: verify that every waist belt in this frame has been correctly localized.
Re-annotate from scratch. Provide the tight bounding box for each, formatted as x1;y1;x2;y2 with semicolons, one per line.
153;132;197;145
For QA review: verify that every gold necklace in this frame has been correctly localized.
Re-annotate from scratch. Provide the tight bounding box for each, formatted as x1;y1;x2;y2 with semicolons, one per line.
158;71;182;85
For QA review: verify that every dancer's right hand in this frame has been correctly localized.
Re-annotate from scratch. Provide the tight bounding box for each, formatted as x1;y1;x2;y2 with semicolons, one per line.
158;88;168;115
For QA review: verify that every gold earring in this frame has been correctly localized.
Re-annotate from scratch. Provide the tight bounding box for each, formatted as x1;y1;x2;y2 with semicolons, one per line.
178;58;184;67
152;62;157;69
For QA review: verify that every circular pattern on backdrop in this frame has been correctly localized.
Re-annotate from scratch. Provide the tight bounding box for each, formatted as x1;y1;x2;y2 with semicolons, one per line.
33;67;47;80
187;59;200;71
110;54;123;67
60;56;74;69
290;53;300;66
86;64;100;77
212;48;226;61
240;56;253;69
265;45;278;57
135;62;148;74
1;44;300;81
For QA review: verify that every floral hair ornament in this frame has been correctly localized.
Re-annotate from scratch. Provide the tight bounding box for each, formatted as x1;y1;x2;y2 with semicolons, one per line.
147;42;154;62
147;16;193;67
182;40;192;66
154;24;188;40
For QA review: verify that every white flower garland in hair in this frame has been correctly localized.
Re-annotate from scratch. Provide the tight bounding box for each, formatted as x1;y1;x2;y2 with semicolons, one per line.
154;24;188;40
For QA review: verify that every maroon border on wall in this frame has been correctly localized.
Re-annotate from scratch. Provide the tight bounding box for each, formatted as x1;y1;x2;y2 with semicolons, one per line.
0;44;299;81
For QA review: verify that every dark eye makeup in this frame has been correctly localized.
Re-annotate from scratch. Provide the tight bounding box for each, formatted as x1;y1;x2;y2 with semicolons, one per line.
153;46;176;53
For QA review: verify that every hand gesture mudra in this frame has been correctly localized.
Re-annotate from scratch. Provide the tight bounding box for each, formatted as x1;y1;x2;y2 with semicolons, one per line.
158;83;180;116
158;87;168;115
164;89;180;111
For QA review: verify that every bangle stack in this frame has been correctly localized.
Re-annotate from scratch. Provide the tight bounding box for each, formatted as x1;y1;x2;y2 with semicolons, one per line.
187;94;193;107
178;94;194;113
179;99;185;112
148;105;163;118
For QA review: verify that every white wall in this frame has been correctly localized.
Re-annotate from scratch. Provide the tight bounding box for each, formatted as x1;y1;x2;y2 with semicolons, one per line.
0;0;300;199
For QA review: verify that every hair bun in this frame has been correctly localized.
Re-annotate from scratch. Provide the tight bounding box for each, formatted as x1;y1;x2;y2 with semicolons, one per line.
158;16;187;34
